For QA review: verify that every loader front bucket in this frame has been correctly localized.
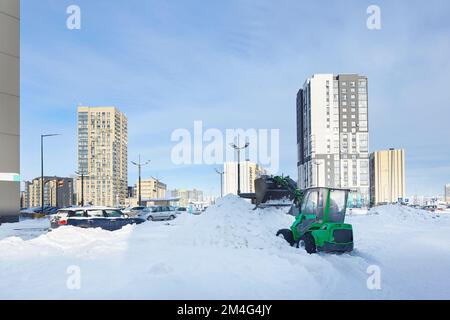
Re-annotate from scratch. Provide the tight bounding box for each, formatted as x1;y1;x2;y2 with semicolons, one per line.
254;176;298;206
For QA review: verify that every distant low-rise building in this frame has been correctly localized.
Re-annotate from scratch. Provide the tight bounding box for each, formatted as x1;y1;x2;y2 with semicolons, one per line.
136;178;167;200
125;178;168;207
170;189;204;208
370;149;406;206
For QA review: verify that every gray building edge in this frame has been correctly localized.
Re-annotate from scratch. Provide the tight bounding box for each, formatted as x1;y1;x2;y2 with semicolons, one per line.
0;0;20;223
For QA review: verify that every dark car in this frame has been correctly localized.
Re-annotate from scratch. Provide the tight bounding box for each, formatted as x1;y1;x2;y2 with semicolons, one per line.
20;206;57;218
50;206;145;231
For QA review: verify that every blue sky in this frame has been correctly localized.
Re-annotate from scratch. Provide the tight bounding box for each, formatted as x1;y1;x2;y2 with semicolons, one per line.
20;0;450;196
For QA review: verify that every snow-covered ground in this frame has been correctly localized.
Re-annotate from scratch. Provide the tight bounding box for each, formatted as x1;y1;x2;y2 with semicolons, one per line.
0;196;449;300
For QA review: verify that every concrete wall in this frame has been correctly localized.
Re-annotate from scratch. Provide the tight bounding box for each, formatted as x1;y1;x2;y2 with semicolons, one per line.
0;0;20;223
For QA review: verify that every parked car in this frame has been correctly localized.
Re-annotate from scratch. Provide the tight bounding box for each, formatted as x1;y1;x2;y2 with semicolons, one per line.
122;206;148;217
20;206;57;218
138;206;178;221
50;207;145;231
43;206;59;215
422;205;437;212
175;207;187;214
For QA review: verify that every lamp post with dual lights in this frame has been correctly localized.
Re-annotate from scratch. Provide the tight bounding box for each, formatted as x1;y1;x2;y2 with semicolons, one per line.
215;168;224;198
75;171;92;207
131;156;151;206
41;134;61;214
230;136;250;195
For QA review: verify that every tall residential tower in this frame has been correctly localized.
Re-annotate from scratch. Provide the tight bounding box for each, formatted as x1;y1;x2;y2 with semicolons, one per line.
77;106;128;207
297;74;370;206
369;149;406;206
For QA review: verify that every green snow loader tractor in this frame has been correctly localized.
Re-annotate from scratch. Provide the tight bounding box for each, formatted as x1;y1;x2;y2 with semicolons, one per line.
277;187;354;254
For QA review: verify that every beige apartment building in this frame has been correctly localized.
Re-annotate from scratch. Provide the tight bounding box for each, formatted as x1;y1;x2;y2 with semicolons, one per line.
24;177;74;208
134;177;167;204
77;106;128;207
370;149;406;206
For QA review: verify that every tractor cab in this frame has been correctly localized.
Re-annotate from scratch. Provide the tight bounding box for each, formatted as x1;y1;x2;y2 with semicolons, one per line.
277;187;354;254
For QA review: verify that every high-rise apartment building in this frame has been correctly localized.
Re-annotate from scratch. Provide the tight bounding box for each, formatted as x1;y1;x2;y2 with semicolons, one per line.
223;161;266;196
0;0;20;223
369;149;406;206
297;74;370;206
77;106;128;207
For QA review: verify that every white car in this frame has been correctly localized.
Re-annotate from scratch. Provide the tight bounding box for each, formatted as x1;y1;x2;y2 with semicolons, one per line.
138;206;178;221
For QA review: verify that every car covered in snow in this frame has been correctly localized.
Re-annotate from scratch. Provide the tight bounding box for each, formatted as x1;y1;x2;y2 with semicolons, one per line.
138;206;178;221
50;207;145;231
122;206;148;217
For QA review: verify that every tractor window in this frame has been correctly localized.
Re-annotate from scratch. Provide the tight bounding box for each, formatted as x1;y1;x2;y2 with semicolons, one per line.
303;191;321;217
328;190;347;223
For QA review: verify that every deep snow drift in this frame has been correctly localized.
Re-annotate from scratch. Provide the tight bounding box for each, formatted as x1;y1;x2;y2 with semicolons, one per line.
0;196;449;300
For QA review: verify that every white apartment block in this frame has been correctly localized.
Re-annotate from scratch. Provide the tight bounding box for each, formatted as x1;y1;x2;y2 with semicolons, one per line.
223;161;266;196
77;106;128;207
297;74;370;206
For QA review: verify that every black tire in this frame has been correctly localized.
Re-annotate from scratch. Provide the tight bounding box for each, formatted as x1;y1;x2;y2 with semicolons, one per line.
276;229;295;247
147;216;154;221
300;232;317;254
169;215;175;220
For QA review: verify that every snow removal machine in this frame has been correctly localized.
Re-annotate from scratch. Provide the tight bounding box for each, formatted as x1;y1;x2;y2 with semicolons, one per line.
240;175;354;254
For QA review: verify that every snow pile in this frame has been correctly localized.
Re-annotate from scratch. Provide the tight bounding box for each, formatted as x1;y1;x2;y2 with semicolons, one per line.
0;217;50;241
172;195;294;250
368;204;445;221
0;197;449;299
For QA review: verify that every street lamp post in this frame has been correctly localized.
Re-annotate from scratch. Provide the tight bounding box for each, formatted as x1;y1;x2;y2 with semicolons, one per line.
314;160;321;187
41;134;61;214
75;171;91;206
215;168;224;198
230;136;250;195
131;155;151;206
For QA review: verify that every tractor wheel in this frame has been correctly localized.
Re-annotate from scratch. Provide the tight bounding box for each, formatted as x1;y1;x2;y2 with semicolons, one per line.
300;233;317;254
276;229;295;247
